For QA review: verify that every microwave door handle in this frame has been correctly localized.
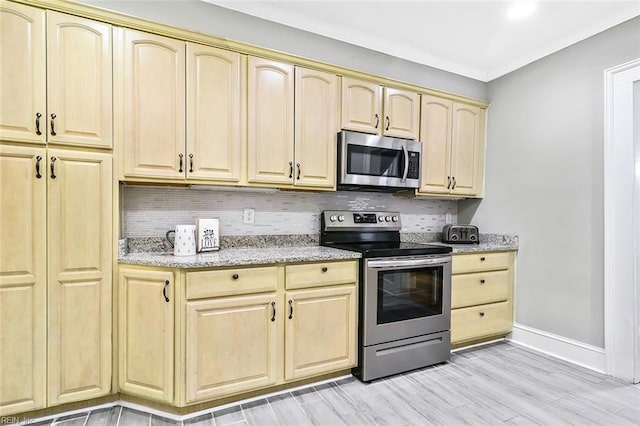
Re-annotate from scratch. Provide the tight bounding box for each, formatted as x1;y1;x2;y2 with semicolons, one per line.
368;257;451;268
401;144;409;183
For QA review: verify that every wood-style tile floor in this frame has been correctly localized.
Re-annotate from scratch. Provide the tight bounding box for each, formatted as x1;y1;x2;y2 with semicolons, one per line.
29;342;640;425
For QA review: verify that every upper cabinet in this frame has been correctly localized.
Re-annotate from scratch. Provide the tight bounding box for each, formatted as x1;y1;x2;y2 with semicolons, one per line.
0;3;112;148
117;31;245;184
117;28;185;180
247;59;339;190
418;94;486;197
341;77;420;140
186;43;244;183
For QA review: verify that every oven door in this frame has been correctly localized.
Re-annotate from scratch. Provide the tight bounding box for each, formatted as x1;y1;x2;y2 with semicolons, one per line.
363;255;451;346
338;131;421;188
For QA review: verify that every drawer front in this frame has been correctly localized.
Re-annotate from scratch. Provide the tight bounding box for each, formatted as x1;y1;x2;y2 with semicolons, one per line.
451;270;510;309
453;251;512;274
286;261;357;290
451;301;512;344
186;266;278;299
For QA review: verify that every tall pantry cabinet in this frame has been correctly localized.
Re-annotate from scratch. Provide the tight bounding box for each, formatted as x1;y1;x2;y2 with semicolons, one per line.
0;1;113;415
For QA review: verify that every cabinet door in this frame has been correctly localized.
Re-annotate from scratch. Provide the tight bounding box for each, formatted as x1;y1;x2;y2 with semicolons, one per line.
418;95;453;195
285;285;357;381
186;43;243;182
119;268;174;403
47;149;112;406
46;12;112;148
294;67;339;189
185;294;279;403
247;57;294;185
383;88;420;140
451;103;485;197
118;28;185;179
0;2;46;144
341;77;381;134
0;145;46;416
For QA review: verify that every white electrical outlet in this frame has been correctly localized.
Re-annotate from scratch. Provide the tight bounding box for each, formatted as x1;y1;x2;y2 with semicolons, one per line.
243;208;255;224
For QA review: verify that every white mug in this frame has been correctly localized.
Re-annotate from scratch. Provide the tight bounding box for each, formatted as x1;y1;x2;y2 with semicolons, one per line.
166;225;196;256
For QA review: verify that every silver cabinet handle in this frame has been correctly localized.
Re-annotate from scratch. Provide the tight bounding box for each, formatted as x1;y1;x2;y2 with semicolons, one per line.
50;156;57;179
35;113;42;135
35;156;42;179
50;113;57;136
368;256;451;268
178;153;183;173
189;153;194;173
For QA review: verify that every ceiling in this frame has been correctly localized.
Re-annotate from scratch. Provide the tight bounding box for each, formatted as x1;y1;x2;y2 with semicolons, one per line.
203;1;640;82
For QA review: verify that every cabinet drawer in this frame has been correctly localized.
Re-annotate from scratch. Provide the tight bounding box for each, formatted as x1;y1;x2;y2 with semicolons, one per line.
451;302;512;344
452;252;511;274
286;261;357;290
451;270;510;309
186;266;278;299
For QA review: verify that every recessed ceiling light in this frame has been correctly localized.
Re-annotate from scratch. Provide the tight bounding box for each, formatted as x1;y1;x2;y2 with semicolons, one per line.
507;2;537;20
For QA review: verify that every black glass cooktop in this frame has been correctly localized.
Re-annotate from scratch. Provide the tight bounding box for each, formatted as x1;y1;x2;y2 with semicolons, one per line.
322;241;452;258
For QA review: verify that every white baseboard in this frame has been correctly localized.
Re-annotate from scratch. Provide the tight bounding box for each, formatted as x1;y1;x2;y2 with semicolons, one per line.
508;323;606;373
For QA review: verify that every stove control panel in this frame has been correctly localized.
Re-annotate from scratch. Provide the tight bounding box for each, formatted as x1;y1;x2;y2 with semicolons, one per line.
323;210;401;230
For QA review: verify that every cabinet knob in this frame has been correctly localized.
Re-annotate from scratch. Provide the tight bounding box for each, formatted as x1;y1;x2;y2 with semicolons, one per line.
480;279;486;284
321;266;328;273
479;312;485;318
480;257;486;262
232;273;239;280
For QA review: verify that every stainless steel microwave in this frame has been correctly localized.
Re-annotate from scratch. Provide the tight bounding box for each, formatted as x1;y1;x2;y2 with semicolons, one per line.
337;131;422;191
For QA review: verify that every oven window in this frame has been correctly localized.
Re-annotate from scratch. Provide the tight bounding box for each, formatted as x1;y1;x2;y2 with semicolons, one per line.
346;145;404;178
377;267;443;324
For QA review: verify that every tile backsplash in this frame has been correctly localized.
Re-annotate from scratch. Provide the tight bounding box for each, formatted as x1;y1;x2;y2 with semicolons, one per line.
121;186;456;237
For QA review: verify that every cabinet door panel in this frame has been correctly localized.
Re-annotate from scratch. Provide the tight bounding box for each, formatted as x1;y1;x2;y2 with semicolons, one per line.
418;95;452;194
47;149;112;405
341;78;381;134
383;88;419;140
119;269;174;403
186;294;279;402
118;28;185;179
285;286;357;381
186;43;243;182
0;2;46;144
451;103;483;196
294;68;339;189
46;12;112;148
0;145;46;415
247;57;294;185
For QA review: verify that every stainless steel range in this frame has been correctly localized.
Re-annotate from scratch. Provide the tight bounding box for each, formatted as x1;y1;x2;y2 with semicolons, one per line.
320;210;452;381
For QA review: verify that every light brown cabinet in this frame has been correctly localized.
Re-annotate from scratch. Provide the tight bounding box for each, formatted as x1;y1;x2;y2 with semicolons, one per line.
451;251;515;346
418;94;486;197
119;260;357;406
117;28;185;179
0;145;47;416
118;268;175;403
0;144;112;415
247;61;339;189
0;2;112;148
341;77;420;140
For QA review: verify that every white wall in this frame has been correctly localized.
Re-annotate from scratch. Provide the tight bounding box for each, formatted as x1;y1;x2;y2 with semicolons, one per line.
459;16;640;348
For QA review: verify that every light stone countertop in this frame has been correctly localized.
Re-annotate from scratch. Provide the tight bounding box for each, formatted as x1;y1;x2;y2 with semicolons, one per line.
118;246;361;269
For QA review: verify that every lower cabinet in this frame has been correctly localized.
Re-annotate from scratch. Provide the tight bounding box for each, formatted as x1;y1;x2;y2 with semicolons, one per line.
450;251;516;346
118;259;358;407
185;294;279;403
119;268;174;403
285;285;357;381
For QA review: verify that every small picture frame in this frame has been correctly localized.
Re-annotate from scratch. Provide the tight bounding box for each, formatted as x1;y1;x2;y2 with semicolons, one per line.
196;218;220;252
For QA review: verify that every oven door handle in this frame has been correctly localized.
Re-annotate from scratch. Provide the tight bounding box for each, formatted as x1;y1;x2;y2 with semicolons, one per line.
401;144;409;183
367;256;451;269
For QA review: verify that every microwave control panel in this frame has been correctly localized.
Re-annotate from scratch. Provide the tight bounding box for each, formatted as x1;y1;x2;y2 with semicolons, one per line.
407;151;420;179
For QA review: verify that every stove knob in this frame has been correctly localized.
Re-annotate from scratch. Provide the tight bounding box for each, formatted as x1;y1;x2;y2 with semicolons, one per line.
392;215;398;222
337;215;345;222
385;216;392;222
378;216;385;222
329;215;338;222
